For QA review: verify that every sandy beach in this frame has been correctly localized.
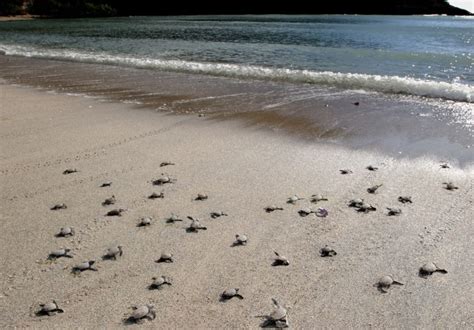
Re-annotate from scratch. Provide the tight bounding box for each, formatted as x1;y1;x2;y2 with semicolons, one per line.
0;82;473;328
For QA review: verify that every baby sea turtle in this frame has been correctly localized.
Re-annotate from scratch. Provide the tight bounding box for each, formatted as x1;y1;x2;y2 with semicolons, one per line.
160;161;175;167
195;193;208;201
353;101;360;106
36;300;64;316
106;208;126;217
220;288;244;301
187;216;207;232
298;207;314;217
152;175;176;186
56;227;75;238
310;194;328;203
387;208;402;216
376;275;404;293
210;211;228;219
233;234;248;246
100;181;112;187
357;202;377;213
265;205;284;213
149;276;172;290
398;196;412;204
102;195;116;206
72;260;98;274
340;169;353;175
156;252;174;263
315;207;328;217
126;304;156;324
148;191;164;199
443;182;458;191
367;184;383;194
320;245;337;257
51;203;67;211
419;262;448;278
103;246;123;260
63;169;78;175
137;216;152;227
166;213;183;223
348;198;364;208
366;165;378;171
287;195;305;204
48;248;73;260
440;163;450;169
272;251;290;266
261;298;289;328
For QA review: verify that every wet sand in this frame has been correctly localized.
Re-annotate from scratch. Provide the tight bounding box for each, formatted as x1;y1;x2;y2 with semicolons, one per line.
0;83;473;328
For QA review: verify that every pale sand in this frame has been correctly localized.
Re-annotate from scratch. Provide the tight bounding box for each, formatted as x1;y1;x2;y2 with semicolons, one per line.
0;83;473;328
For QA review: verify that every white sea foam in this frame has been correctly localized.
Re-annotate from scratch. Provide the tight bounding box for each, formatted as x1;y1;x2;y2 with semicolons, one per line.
1;44;473;103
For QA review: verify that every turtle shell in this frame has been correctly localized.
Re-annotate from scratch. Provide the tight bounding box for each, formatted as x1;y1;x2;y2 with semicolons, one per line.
131;305;150;319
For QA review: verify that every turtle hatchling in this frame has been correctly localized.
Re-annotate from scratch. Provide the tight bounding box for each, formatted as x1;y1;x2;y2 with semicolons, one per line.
419;262;448;278
48;248;73;260
376;275;404;293
210;211;228;219
265;205;284;213
233;234;248;246
103;246;123;260
357;202;376;213
320;245;337;257
63;168;78;175
152;175;175;185
366;165;378;171
340;169;353;174
100;181;112;187
36;300;64;316
348;198;364;208
272;251;289;266
148;191;164;199
160;161;175;167
440;163;450;169
221;288;244;301
261;298;289;328
106;208;126;217
51;203;67;211
367;184;383;194
387;208;402;216
310;194;328;203
137;216;153;227
443;182;458;190
298;207;314;217
56;227;75;237
287;195;304;204
315;207;328;217
187;216;207;232
398;196;412;204
102;195;116;206
166;213;183;223
126;304;156;324
195;193;208;201
72;260;98;274
149;276;172;290
156;252;174;263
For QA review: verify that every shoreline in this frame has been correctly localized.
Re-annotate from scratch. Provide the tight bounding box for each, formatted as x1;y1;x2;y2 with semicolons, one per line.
0;83;473;328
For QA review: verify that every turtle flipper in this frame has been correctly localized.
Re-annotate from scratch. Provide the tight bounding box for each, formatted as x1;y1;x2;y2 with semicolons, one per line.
436;269;448;274
235;294;244;299
392;280;404;286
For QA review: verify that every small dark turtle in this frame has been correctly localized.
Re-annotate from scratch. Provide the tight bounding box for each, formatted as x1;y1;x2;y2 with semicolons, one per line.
348;198;364;208
210;211;228;219
195;193;208;201
103;246;123;260
261;298;289;328
102;195;116;206
106;208;126;217
160;161;175;167
419;262;448;278
440;163;450;169
51;203;67;211
265;205;284;213
315;207;328;217
386;208;402;216
63;169;78;175
36;300;64;316
72;260;98;274
156;252;174;263
137;216;152;227
367;184;383;194
376;275;404;293
310;194;328;203
287;195;305;204
398;196;412;204
126;304;156;324
233;234;248;246
357;202;377;213
320;245;337;257
272;251;289;266
56;227;75;237
443;182;458;191
48;248;73;260
152;175;176;186
100;181;112;187
166;213;183;223
366;165;378;171
149;276;172;290
298;207;314;217
148;191;164;199
186;216;207;232
340;169;353;174
220;288;244;301
353;102;360;106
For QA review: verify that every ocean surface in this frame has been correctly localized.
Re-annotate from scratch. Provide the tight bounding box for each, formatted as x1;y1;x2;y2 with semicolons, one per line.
0;15;473;162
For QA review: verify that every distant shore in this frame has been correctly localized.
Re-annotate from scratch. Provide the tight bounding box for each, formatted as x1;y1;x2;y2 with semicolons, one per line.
0;14;40;21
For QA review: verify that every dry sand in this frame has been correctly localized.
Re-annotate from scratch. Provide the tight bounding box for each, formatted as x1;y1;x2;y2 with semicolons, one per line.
0;83;473;328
